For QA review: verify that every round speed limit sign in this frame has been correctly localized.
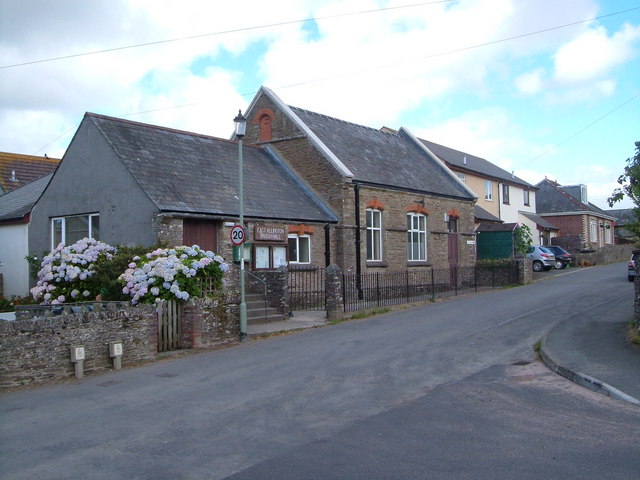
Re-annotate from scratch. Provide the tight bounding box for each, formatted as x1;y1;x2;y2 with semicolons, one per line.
230;225;246;246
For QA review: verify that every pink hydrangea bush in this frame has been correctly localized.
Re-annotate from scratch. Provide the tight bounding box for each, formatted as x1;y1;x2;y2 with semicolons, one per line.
30;238;116;305
118;245;228;304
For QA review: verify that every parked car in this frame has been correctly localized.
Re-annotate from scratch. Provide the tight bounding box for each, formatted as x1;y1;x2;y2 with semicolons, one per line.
526;245;556;272
628;250;640;282
545;245;572;269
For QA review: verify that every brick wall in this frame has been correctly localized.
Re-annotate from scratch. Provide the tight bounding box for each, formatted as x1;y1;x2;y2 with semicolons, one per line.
544;214;584;241
543;214;615;249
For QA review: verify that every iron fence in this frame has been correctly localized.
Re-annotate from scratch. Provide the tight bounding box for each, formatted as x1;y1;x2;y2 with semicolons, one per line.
284;262;519;313
343;262;519;312
288;267;325;311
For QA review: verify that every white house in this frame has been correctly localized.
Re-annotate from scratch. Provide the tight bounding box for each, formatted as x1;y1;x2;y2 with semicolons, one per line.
0;174;51;298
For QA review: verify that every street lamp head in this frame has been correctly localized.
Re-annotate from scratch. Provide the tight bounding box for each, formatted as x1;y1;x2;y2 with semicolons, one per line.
234;110;247;138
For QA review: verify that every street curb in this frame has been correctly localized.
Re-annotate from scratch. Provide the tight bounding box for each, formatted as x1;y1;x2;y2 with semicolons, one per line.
540;332;640;406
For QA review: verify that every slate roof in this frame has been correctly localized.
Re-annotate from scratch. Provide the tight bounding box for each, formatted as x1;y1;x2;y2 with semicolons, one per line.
476;222;518;232
0;152;59;194
419;139;534;189
288;107;474;200
474;205;502;223
520;211;559;230
535;179;615;220
0;173;52;222
87;114;337;223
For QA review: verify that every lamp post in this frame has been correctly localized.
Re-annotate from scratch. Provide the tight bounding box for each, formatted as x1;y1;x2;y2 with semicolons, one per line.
234;110;248;342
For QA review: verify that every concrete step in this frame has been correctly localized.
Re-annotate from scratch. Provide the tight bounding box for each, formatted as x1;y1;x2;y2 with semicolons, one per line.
247;312;287;324
247;305;279;317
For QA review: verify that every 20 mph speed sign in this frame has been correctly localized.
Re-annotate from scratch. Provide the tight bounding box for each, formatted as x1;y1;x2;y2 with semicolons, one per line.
230;225;246;246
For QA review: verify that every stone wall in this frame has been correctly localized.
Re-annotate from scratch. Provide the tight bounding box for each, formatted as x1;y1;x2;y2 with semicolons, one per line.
0;305;157;388
1;297;239;389
243;94;477;274
573;244;634;266
248;267;289;315
182;296;239;349
153;215;183;247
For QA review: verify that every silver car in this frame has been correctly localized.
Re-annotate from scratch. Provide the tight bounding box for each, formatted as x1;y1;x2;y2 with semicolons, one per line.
526;245;556;272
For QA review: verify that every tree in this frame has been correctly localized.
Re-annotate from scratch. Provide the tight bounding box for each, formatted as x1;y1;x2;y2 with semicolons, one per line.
608;141;640;244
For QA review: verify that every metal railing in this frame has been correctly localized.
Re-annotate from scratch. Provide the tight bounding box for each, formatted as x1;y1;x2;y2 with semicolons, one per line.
342;263;519;312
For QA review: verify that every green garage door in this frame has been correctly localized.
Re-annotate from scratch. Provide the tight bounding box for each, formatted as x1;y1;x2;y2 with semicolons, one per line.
477;230;513;259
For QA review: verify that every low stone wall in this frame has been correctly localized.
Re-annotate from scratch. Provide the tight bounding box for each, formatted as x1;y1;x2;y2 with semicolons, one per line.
1;297;239;389
573;244;635;266
182;296;239;349
248;267;289;314
0;305;157;388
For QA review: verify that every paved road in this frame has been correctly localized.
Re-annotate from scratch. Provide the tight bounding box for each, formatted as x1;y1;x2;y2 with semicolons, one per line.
1;263;638;479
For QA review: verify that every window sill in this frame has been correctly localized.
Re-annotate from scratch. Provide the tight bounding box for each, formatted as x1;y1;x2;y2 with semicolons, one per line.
407;261;430;267
288;263;318;271
366;261;387;268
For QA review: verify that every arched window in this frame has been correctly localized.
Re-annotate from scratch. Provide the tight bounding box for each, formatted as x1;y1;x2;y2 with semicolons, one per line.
259;114;272;141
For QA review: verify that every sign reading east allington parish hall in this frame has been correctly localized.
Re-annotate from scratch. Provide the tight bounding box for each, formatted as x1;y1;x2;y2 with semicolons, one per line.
254;224;288;243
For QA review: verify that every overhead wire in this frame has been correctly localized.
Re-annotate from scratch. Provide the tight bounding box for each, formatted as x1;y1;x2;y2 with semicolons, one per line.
1;0;455;70
25;5;640;155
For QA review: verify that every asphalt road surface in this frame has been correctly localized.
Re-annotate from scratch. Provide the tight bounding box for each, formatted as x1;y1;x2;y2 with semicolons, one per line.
1;263;638;479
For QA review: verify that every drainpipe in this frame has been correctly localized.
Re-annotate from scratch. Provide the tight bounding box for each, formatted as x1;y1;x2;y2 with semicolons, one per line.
497;181;502;221
354;184;363;299
324;223;331;267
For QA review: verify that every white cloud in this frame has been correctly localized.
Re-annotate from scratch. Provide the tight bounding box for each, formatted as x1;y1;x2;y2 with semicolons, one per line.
553;23;640;85
515;69;545;95
0;0;636;217
413;107;527;170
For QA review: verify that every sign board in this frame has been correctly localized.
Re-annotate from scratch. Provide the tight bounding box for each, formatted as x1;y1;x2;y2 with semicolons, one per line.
467;240;476;245
230;225;246;246
254;224;287;243
70;346;85;362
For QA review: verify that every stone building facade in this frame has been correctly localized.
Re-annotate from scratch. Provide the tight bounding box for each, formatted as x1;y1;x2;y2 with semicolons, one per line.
242;87;477;273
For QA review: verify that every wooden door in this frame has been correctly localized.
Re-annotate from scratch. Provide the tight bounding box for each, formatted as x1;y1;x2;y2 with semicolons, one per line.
183;219;218;252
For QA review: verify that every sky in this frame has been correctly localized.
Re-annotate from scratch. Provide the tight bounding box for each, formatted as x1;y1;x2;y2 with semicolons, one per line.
1;0;639;209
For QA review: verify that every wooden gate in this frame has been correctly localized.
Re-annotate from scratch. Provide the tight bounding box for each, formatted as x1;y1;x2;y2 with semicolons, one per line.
156;300;182;352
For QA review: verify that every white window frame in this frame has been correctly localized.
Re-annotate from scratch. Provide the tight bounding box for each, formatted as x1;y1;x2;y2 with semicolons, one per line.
407;213;427;261
288;234;311;264
589;219;597;243
51;213;99;249
484;180;492;201
366;208;382;262
605;224;612;244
